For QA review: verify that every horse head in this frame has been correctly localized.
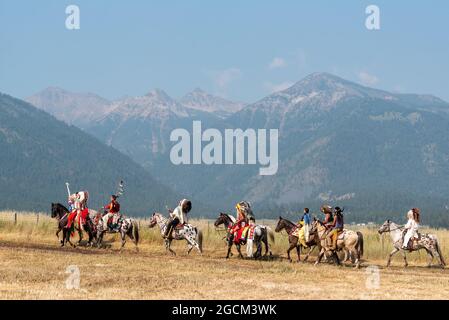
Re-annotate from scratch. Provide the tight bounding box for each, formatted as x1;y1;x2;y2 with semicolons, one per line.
148;212;159;228
214;213;227;227
51;203;57;218
378;219;392;234
51;203;68;218
274;216;284;232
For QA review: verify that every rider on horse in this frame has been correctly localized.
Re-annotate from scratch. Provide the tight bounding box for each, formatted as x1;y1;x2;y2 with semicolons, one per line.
164;199;192;239
321;205;334;227
231;201;253;244
326;207;344;250
103;194;121;232
296;208;311;247
66;191;89;230
402;208;420;250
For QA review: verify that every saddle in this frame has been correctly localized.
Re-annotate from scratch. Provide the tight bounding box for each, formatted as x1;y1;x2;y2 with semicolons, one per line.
337;230;345;240
405;233;421;250
174;223;185;230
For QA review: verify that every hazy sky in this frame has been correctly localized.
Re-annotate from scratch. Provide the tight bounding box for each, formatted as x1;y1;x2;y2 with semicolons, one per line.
1;0;448;102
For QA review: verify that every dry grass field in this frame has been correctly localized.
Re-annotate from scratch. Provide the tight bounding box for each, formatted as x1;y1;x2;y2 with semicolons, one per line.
1;211;449;300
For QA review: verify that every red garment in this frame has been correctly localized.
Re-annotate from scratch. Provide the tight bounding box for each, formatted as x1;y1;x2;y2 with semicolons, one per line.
231;219;247;244
67;208;89;228
79;208;89;225
67;210;77;228
104;200;120;213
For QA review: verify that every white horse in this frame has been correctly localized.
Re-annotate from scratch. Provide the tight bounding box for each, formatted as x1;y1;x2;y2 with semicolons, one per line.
149;212;203;255
378;220;445;268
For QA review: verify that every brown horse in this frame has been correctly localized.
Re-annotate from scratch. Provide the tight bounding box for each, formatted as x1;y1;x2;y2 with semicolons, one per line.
274;217;321;262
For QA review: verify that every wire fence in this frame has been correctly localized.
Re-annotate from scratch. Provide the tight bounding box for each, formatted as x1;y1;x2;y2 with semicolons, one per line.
0;211;47;225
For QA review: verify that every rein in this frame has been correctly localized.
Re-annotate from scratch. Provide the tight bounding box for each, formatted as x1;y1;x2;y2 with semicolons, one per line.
58;212;68;221
387;225;404;232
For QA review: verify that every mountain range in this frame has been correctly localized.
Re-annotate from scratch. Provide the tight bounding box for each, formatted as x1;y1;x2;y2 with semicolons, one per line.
0;93;181;216
22;73;449;226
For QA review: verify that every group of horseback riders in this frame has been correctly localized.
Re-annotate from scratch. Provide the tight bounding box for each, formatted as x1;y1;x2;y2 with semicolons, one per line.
55;180;432;268
65;191;122;233
291;205;421;252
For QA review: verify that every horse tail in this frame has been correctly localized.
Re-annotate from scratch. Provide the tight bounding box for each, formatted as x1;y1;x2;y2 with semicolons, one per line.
132;220;140;245
196;228;203;253
267;226;275;244
357;231;364;257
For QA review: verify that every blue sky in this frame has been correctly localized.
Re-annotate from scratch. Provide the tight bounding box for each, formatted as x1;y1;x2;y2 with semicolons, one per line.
1;0;448;102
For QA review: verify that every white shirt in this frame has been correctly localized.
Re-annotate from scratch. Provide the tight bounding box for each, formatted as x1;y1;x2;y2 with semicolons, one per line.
171;206;187;224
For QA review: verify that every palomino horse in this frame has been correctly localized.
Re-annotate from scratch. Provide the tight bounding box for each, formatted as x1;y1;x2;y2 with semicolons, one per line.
214;213;274;259
378;220;445;268
149;212;203;256
311;219;364;268
51;203;96;247
274;217;321;262
93;211;139;251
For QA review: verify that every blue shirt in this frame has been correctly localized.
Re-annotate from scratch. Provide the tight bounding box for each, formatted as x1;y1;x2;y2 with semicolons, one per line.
303;213;311;225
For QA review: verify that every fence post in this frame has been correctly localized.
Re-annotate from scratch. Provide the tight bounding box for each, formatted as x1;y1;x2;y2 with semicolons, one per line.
14;212;17;225
36;213;39;225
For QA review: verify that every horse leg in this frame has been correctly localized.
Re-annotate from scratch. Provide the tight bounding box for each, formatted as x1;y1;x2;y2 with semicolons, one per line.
257;241;263;258
333;251;341;266
386;247;399;267
351;247;360;269
263;237;270;256
187;244;193;255
425;249;434;268
236;244;244;259
96;232;104;248
225;242;233;259
303;245;314;262
78;229;83;245
60;229;66;247
87;232;93;247
315;248;326;266
400;249;408;267
286;243;296;262
120;232;126;252
166;239;176;256
296;245;301;262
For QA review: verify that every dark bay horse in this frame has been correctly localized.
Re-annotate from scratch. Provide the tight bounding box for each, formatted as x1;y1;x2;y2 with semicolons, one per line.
275;216;321;262
51;203;95;247
214;213;273;259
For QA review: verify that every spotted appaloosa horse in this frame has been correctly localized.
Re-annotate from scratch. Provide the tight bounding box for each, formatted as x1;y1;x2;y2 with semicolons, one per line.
149;212;203;256
93;211;140;251
213;213;274;259
51;203;96;247
378;220;445;268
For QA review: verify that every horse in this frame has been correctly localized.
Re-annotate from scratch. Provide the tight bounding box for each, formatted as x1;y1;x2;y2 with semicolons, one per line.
93;210;139;251
311;219;364;268
50;203;96;247
149;212;203;256
274;216;321;263
378;220;445;268
213;213;274;259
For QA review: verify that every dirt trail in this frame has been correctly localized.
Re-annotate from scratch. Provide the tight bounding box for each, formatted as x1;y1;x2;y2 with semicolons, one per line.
1;236;449;300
